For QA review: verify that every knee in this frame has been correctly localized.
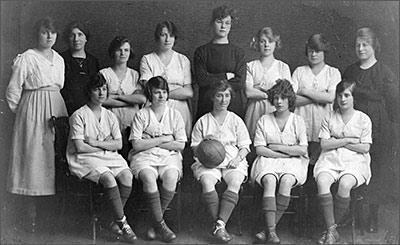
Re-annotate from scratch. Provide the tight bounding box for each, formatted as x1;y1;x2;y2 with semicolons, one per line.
139;170;157;186
99;172;117;188
117;170;133;187
161;170;179;190
200;176;217;190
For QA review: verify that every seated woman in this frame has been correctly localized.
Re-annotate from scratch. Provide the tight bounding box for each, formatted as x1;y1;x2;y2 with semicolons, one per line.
66;73;136;243
128;76;187;243
250;79;308;244
314;80;372;244
191;79;251;243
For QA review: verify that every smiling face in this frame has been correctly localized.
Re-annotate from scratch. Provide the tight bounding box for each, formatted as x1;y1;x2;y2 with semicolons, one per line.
355;37;375;62
273;94;289;113
307;48;325;66
212;89;231;111
157;27;175;51
213;16;231;39
337;88;354;111
90;84;108;105
113;42;130;64
258;34;276;57
38;26;57;49
68;28;87;52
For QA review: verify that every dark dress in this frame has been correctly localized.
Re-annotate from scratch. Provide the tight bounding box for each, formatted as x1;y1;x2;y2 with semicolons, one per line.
343;61;400;204
194;42;246;119
61;50;100;115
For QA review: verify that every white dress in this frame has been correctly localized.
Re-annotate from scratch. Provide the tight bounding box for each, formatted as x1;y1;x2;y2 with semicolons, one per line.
6;49;67;195
250;113;309;185
100;67;141;131
66;105;128;179
244;59;292;139
140;51;192;137
313;110;372;184
191;111;251;169
293;65;341;142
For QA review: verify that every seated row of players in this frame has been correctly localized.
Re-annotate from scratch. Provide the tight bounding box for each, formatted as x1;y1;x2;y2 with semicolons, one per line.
66;72;372;244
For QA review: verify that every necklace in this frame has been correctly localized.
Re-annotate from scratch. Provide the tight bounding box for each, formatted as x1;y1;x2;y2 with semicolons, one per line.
74;57;85;68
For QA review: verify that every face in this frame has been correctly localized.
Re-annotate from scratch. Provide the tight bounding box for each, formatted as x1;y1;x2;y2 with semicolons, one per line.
151;88;168;105
38;27;57;49
212;89;231;111
113;42;130;64
273;95;289;113
355;37;375;62
158;27;175;51
90;84;107;104
213;16;232;38
337;88;354;110
69;28;87;51
307;49;325;65
258;34;276;57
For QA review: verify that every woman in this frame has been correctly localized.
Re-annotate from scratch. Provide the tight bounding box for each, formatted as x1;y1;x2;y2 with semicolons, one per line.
66;73;137;243
342;27;399;233
250;79;308;244
140;21;193;137
194;5;246;119
314;80;372;244
245;27;292;140
128;76;186;243
101;36;146;158
6;17;67;232
191;79;251;243
60;21;100;116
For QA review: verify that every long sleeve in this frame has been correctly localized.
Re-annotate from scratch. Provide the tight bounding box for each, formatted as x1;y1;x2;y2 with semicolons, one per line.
193;46;226;88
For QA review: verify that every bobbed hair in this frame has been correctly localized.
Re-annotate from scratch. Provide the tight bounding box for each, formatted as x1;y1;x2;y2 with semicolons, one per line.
144;76;170;102
210;5;238;25
63;21;91;43
33;17;58;40
305;33;330;56
356;27;381;54
335;80;357;97
87;73;107;96
208;79;235;101
154;21;179;41
267;79;296;111
250;27;282;52
107;36;135;60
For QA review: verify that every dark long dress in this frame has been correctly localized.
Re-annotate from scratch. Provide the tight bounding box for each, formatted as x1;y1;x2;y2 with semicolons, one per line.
194;42;246;119
343;61;400;204
61;50;100;115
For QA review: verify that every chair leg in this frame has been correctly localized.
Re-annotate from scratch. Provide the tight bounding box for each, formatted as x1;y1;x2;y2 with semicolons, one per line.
89;184;96;243
176;182;182;233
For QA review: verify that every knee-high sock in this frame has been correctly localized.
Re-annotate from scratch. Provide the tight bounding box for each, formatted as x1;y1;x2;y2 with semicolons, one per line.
334;194;350;224
119;184;132;208
218;190;239;224
202;190;219;221
160;187;175;214
318;193;335;228
262;196;276;228
104;186;124;220
145;191;163;223
275;193;290;224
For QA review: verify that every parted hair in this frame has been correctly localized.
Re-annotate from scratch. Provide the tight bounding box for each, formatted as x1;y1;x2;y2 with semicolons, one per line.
305;33;330;56
210;5;238;25
250;27;282;52
154;21;179;41
144;76;170;102
63;21;91;43
208;79;235;101
267;79;296;111
107;36;135;59
33;17;58;40
87;73;107;94
356;27;381;54
335;79;357;96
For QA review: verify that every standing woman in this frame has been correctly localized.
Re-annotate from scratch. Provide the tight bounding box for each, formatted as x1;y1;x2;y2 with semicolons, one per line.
194;5;246;119
342;27;399;233
244;27;292;140
140;21;193;137
191;79;251;243
101;36;146;157
61;21;100;116
5;17;67;231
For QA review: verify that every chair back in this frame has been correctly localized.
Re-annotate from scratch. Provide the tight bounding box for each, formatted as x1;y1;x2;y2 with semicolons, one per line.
51;116;71;180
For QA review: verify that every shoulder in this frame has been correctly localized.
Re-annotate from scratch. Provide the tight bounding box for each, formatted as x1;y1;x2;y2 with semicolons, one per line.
325;64;340;74
71;105;89;120
356;110;372;121
376;62;396;79
293;65;309;74
99;67;112;75
276;59;290;68
60;50;71;59
53;49;64;61
86;53;99;62
128;67;139;76
174;51;190;63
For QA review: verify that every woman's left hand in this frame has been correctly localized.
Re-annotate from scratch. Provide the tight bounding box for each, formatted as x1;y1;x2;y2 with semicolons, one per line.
227;156;240;169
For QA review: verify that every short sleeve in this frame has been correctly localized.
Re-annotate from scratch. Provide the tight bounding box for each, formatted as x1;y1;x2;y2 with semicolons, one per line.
109;112;122;139
236;116;251;150
296;116;308;146
291;67;300;92
253;116;267;147
6;54;28;112
360;113;373;144
319;114;332;139
327;67;341;92
129;110;146;141
139;55;153;82
69;112;85;141
173;110;187;142
191;118;204;148
245;62;255;88
182;55;192;86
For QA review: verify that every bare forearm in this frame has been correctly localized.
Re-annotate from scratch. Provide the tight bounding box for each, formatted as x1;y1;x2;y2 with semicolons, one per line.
344;143;370;153
169;87;194;100
295;95;313;106
256;146;289;158
117;94;146;105
158;141;185;151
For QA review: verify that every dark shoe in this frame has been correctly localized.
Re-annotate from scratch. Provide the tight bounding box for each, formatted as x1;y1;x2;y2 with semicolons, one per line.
255;230;266;242
211;221;232;243
154;219;176;243
366;217;378;233
324;224;340;244
109;220;123;236
29;217;36;233
266;226;280;244
317;231;327;244
116;216;137;243
337;212;352;228
147;226;156;240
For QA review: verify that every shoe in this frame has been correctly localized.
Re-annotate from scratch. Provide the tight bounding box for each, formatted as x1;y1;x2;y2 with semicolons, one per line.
29;217;36;233
154;219;176;243
211;220;232;243
324;224;340;244
109;220;123;235
147;226;156;240
116;216;137;243
265;226;280;244
337;212;352;228
366;217;378;233
317;231;327;244
255;230;266;242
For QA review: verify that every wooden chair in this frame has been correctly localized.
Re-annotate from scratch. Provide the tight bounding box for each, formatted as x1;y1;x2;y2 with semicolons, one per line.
350;184;366;245
51;116;103;242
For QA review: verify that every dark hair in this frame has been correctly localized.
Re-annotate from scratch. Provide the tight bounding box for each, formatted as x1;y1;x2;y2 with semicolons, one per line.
356;27;381;54
63;21;91;43
107;36;134;59
33;17;57;39
87;73;107;95
251;27;281;51
210;5;238;25
154;21;179;41
305;33;330;56
144;76;170;102
208;79;235;100
267;79;296;111
335;80;357;96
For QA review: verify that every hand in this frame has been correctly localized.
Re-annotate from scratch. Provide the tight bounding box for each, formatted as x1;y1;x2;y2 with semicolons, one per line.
84;136;97;147
226;72;235;80
347;138;360;144
227;156;240;169
142;133;152;139
109;94;119;99
204;134;218;141
162;134;174;142
104;135;114;141
297;88;309;96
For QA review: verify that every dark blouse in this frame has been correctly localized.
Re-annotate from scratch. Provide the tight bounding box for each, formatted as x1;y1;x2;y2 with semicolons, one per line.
194;42;246;119
60;50;100;116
